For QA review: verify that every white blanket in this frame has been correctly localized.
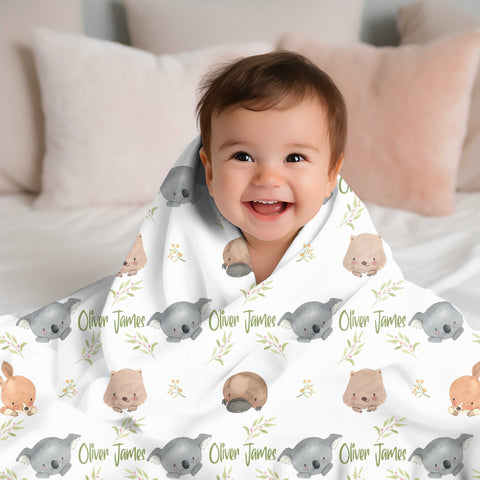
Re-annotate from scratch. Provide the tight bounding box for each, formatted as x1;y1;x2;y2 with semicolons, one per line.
1;135;479;479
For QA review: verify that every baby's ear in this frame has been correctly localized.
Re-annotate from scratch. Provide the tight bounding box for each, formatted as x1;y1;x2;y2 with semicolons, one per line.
199;147;214;197
326;156;344;193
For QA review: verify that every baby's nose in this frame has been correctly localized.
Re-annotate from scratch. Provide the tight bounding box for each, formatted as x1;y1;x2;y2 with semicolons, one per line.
252;164;284;187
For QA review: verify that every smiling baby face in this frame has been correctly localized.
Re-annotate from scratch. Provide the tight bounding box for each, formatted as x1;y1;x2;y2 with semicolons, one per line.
199;96;342;247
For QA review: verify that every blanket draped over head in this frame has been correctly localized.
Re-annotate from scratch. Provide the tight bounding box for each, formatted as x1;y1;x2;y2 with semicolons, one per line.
1;135;479;479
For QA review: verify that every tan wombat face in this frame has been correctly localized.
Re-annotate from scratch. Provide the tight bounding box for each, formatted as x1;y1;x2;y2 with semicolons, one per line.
343;233;386;274
223;238;252;268
103;369;147;410
118;234;147;276
343;369;386;409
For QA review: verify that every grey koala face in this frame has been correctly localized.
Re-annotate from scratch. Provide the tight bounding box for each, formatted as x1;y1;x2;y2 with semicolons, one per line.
278;435;342;477
17;434;80;477
148;434;211;477
278;299;342;342
291;439;332;475
410;435;473;477
29;438;71;476
409;302;464;342
29;305;71;340
17;299;80;342
147;299;211;342
161;439;202;475
160;166;197;207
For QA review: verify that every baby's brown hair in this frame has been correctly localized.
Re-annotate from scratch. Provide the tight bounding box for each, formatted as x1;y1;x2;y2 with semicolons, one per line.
195;50;347;177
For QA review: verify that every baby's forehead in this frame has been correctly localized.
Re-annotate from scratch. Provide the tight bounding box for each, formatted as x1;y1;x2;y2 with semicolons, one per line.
211;101;329;146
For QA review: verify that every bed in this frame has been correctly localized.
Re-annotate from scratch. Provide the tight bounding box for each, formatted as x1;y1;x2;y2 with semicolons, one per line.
1;0;480;478
2;0;479;323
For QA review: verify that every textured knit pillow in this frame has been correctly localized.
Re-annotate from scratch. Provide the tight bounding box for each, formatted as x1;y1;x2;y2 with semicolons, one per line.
31;28;273;208
123;0;363;55
398;0;480;192
279;31;480;215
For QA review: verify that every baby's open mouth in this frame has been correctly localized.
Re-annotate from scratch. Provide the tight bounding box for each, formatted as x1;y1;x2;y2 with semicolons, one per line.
249;200;288;215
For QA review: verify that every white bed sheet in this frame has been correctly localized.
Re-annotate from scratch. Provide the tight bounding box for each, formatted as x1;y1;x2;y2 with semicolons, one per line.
0;193;147;315
1;192;479;329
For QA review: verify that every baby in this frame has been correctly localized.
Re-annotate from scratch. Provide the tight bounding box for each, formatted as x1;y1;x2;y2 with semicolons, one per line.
196;50;346;283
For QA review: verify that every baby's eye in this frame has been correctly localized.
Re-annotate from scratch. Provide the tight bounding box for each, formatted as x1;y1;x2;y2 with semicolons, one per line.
286;153;305;163
232;152;253;162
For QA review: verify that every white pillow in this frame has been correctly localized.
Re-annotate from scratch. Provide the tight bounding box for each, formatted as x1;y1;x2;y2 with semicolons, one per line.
31;28;274;208
123;0;364;55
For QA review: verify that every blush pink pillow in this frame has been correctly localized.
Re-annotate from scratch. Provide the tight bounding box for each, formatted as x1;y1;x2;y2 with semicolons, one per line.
278;31;480;216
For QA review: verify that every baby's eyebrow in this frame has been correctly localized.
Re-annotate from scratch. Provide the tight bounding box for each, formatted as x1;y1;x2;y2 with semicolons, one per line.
218;140;320;153
219;140;246;151
286;143;320;153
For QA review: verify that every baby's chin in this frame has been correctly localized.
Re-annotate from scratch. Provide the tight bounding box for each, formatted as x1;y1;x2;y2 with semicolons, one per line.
240;225;303;246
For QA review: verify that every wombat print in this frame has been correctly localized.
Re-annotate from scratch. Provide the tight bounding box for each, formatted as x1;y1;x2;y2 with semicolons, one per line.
117;234;147;277
449;361;480;417
343;368;387;413
343;233;386;277
103;369;147;413
16;298;80;342
147;434;211;477
222;372;268;413
0;361;37;417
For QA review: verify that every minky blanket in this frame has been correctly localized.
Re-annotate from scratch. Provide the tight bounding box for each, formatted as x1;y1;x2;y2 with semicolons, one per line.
1;135;480;480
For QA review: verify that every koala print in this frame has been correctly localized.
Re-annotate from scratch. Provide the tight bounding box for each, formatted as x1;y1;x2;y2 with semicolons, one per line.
103;369;147;413
449;361;480;417
278;299;343;342
160;166;199;207
117;234;147;277
343;368;387;413
222;237;253;277
409;301;464;343
343;233;386;277
16;434;81;477
277;434;342;478
147;298;211;342
222;372;268;413
147;434;211;478
409;434;473;477
16;298;80;343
